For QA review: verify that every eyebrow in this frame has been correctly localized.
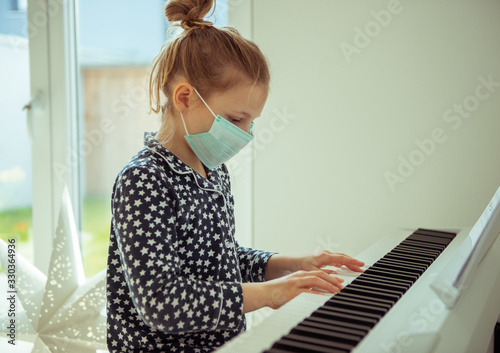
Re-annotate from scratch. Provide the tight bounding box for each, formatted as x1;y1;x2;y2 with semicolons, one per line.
238;111;251;118
229;111;250;118
230;110;260;119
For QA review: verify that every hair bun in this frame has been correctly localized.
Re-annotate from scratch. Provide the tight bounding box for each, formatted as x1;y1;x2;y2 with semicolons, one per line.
165;0;215;30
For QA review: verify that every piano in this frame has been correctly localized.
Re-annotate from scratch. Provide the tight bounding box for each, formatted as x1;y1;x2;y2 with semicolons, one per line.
216;227;500;353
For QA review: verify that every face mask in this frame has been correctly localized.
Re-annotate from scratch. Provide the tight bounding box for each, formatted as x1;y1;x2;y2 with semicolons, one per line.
179;88;254;169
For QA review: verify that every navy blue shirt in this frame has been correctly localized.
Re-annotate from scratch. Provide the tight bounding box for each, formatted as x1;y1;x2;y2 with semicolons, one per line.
106;132;275;352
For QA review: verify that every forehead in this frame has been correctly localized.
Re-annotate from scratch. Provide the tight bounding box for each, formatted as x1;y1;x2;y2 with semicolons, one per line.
214;82;268;115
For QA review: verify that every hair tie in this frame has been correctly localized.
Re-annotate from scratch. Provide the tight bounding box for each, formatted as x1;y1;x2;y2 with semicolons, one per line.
181;18;213;30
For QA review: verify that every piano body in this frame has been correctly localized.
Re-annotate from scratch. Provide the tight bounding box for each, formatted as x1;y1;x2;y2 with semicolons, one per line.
216;226;500;353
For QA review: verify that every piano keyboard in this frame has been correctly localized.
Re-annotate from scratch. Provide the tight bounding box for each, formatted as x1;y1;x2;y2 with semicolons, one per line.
261;228;456;353
216;228;457;353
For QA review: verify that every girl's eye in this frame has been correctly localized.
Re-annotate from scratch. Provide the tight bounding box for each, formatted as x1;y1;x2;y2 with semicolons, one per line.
228;117;241;123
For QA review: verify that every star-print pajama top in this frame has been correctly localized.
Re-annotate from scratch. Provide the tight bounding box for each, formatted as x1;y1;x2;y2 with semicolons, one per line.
106;132;275;353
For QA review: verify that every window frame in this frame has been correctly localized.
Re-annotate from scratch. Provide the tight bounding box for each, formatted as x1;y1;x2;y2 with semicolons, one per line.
28;0;80;275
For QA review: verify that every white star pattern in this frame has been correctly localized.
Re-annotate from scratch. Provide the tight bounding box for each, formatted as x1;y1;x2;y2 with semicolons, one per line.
106;132;275;353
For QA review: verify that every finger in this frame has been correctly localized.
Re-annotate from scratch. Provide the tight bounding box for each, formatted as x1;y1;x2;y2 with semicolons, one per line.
329;263;344;268
327;254;365;268
345;264;365;272
295;270;344;290
297;271;341;293
299;274;341;293
313;271;345;290
322;269;338;275
307;288;338;296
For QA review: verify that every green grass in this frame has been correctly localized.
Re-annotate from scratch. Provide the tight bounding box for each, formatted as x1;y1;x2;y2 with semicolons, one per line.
0;196;111;278
81;195;111;277
0;206;32;243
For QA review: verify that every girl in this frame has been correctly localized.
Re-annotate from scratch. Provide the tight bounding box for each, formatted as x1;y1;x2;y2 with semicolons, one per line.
106;0;364;352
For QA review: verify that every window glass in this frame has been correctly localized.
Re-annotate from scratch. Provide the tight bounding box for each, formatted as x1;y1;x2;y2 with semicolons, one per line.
77;1;165;277
0;2;33;266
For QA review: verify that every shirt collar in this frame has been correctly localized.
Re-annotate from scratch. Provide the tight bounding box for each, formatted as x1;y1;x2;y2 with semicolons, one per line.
144;132;225;192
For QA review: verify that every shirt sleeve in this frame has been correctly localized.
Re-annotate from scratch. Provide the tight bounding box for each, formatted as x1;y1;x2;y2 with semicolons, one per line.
237;245;276;283
112;166;244;334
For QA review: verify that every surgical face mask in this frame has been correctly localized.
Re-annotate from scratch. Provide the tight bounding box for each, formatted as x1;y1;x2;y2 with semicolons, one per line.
179;88;254;170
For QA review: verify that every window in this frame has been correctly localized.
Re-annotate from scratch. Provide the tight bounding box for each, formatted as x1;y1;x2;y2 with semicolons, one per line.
2;0;232;280
76;1;229;277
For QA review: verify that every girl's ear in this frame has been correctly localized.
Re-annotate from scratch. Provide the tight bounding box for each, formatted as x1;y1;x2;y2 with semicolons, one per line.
172;82;194;113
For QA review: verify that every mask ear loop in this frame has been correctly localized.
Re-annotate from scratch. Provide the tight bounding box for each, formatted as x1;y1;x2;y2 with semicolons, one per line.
179;111;190;135
193;87;218;119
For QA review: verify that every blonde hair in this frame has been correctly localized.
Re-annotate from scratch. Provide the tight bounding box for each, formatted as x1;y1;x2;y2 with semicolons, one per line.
148;0;270;120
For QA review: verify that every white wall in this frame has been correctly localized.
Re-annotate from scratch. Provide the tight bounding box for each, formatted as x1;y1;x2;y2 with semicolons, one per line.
244;0;500;257
225;0;255;248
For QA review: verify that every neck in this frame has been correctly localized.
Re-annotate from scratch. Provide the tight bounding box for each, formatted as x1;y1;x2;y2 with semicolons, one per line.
156;119;208;178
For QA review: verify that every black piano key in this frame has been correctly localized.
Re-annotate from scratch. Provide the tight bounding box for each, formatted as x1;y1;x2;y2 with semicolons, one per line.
333;290;395;306
364;266;419;282
377;259;428;274
389;246;438;258
383;253;433;266
312;308;377;329
333;291;394;308
394;244;441;257
355;273;413;290
271;337;349;353
374;259;427;275
320;305;382;321
299;318;367;337
386;255;434;268
411;231;454;240
388;246;436;257
407;234;451;245
390;250;438;263
386;251;435;263
342;283;401;302
285;333;355;351
306;313;371;333
324;296;389;316
318;306;381;325
391;244;439;256
378;256;429;271
401;237;446;247
400;239;446;251
289;325;359;348
352;277;408;293
414;228;456;240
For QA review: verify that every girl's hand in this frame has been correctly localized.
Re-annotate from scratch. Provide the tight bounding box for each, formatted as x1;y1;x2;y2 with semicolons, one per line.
263;270;344;310
299;250;365;275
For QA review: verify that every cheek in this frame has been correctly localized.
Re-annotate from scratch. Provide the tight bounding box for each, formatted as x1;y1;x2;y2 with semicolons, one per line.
241;121;252;134
200;118;214;132
189;111;215;134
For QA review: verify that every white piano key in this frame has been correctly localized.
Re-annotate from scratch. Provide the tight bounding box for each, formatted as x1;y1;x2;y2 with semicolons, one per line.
216;292;332;353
